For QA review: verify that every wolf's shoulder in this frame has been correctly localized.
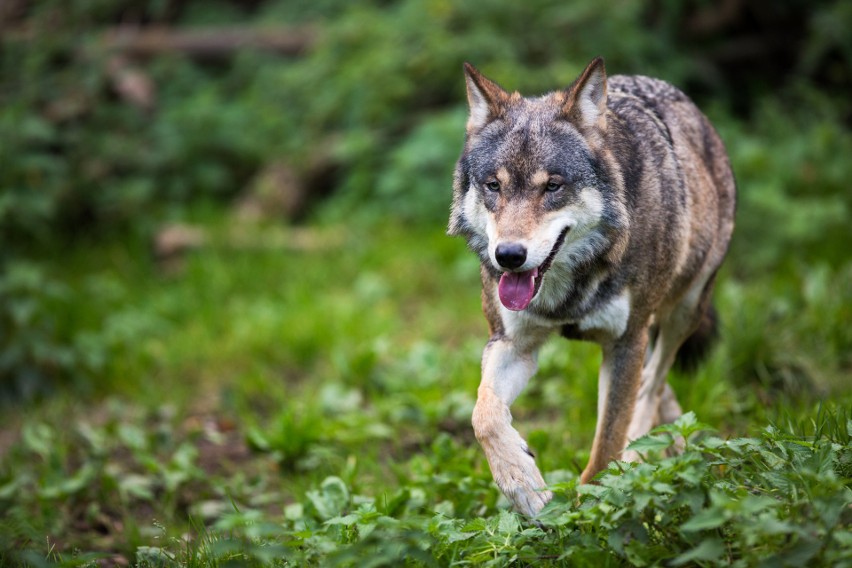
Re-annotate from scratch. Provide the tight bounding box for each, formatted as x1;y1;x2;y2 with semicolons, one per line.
606;74;702;137
608;74;689;105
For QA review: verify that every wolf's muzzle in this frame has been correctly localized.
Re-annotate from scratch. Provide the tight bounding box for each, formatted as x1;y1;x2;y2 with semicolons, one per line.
495;243;527;269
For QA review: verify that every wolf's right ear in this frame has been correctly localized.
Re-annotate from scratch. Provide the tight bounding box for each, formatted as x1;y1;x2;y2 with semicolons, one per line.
562;56;608;136
463;63;511;132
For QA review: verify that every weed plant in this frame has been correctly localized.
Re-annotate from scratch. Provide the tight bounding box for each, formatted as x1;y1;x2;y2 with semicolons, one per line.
0;221;849;566
0;0;850;565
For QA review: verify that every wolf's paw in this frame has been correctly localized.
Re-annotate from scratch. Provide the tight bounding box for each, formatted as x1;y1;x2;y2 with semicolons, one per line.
620;448;643;464
491;447;552;517
506;483;553;518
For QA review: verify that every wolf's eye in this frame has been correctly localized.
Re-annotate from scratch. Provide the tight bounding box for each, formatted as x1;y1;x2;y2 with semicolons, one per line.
486;181;501;192
545;181;562;192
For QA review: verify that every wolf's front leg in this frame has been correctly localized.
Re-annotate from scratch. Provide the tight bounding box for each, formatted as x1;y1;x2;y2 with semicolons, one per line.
472;338;552;517
582;331;647;483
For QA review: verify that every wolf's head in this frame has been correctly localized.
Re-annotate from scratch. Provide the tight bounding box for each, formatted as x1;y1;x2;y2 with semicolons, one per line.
449;57;625;312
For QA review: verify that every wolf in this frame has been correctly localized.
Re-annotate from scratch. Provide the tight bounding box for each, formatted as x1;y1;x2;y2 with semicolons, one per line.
448;57;736;517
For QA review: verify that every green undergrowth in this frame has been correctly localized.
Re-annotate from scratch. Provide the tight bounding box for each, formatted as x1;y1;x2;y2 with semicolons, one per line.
2;0;850;564
0;219;850;566
2;408;849;567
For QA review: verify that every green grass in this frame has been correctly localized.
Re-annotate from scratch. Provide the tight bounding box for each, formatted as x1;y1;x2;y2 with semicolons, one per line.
2;0;849;564
0;218;850;566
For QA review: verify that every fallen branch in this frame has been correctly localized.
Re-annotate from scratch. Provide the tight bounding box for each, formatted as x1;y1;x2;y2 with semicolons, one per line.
101;25;316;59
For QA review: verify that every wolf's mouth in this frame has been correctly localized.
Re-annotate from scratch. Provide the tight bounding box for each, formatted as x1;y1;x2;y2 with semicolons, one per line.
498;226;570;311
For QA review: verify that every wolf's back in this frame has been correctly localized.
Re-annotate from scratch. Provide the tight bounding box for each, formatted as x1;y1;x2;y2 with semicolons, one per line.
608;74;735;287
607;74;736;370
608;73;736;216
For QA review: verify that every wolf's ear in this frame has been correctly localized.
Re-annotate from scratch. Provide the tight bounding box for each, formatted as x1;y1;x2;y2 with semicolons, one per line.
463;63;511;132
562;57;607;134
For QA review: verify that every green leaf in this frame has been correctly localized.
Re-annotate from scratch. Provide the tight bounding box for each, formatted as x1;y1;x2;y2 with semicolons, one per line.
119;473;155;501
497;509;520;535
22;422;53;459
307;476;351;520
725;438;763;454
0;478;23;499
675;411;698;429
626;434;673;453
135;546;178;568
655;411;715;439
577;483;608;497
379;488;411;517
285;503;304;521
325;514;359;526
461;518;488;532
117;423;147;451
764;539;822;566
39;463;97;499
700;436;726;450
245;426;270;451
738;495;777;515
671;536;725;565
833;531;852;547
681;508;727;532
446;530;477;543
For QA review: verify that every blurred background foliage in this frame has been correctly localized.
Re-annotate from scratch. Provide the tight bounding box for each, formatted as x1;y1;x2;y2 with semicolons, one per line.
0;0;850;399
1;1;851;562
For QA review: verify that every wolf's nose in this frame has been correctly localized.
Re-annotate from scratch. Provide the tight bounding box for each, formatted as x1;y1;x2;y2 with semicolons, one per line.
495;243;527;269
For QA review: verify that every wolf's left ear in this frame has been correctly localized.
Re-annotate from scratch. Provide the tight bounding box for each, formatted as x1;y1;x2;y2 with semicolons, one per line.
463;63;511;132
562;57;607;134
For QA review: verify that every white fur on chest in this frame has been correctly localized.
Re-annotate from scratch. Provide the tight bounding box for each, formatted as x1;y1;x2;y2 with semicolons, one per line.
578;288;632;338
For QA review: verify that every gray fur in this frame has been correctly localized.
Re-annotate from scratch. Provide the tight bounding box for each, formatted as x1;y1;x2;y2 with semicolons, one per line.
450;57;735;516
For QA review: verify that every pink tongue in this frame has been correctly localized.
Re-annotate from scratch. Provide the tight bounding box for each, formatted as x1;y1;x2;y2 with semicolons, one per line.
498;268;538;311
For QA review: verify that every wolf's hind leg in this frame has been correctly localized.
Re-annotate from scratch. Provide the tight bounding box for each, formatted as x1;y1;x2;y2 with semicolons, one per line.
624;280;714;460
658;382;687;455
657;382;683;425
622;325;683;462
582;331;648;482
472;337;551;517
